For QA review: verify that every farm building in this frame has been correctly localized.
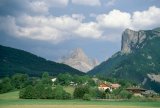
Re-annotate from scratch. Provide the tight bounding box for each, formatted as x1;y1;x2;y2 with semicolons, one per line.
98;83;120;92
126;87;147;97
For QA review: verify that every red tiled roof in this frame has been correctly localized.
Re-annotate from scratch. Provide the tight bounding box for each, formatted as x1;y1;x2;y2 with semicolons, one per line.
99;83;110;87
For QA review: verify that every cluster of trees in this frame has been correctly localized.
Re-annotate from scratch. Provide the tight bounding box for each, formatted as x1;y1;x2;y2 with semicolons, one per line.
20;84;71;99
19;72;71;99
106;88;133;99
0;74;29;93
56;73;96;86
1;72;134;100
73;85;133;101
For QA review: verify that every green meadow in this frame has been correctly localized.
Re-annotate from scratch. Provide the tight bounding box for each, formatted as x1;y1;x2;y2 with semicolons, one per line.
0;90;160;108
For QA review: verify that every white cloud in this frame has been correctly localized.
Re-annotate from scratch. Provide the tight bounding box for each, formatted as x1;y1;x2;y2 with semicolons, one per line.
72;0;101;6
0;14;102;43
26;0;69;15
29;1;49;15
96;9;131;28
74;22;102;38
132;6;160;30
0;6;160;44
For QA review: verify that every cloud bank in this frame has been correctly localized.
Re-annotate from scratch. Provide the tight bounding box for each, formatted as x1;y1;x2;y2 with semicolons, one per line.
0;0;160;44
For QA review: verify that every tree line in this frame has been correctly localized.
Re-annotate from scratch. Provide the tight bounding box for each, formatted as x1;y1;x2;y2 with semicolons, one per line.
0;72;137;100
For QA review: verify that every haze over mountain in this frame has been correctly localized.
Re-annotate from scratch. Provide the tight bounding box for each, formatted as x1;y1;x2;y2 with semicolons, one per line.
60;48;99;72
0;45;84;77
89;27;160;92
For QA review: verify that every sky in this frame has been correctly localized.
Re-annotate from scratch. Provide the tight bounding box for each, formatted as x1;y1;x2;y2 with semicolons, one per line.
0;0;160;62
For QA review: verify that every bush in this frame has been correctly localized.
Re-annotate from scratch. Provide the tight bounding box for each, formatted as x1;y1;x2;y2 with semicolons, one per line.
12;74;29;89
43;86;54;99
63;92;71;100
83;94;91;101
73;85;90;99
0;77;13;93
19;85;35;99
53;85;71;100
96;89;106;99
34;83;45;99
42;72;52;85
119;90;133;99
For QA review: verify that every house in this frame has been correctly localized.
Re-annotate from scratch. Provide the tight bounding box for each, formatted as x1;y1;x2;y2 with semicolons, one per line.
69;81;77;86
98;83;112;91
126;87;147;97
111;83;121;89
98;82;121;92
51;78;57;86
51;78;57;82
142;90;158;97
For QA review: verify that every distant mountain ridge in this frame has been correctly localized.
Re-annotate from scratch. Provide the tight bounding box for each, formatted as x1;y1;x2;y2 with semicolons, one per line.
88;27;160;92
0;45;84;77
60;48;99;73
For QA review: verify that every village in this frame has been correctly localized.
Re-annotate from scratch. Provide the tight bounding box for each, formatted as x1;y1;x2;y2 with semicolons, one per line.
51;74;159;99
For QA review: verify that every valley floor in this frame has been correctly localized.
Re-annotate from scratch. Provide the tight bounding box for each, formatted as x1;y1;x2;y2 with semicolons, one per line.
0;91;160;108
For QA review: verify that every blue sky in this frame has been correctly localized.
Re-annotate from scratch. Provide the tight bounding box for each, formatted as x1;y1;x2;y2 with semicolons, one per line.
0;0;160;62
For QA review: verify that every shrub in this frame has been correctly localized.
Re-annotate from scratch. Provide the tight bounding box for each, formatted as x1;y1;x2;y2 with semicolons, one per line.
53;85;71;100
119;90;133;99
34;83;45;99
11;74;29;89
83;94;91;101
73;85;90;99
96;89;106;99
42;72;52;85
43;86;54;99
63;92;71;100
0;77;13;93
19;85;35;99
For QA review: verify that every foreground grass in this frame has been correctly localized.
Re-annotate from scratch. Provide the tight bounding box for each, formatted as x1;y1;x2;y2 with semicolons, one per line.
0;91;160;108
0;99;160;106
0;105;158;108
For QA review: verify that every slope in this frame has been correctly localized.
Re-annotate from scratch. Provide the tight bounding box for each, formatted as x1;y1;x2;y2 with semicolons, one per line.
88;28;160;92
0;45;84;77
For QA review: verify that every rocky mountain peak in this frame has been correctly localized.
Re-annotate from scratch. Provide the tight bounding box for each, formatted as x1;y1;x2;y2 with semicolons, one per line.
70;48;88;60
121;28;146;54
60;48;99;73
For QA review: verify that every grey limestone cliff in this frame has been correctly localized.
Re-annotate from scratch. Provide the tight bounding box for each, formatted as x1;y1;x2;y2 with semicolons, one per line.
121;29;146;53
121;27;160;54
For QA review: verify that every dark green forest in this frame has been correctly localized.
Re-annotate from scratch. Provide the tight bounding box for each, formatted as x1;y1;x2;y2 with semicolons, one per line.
0;45;84;77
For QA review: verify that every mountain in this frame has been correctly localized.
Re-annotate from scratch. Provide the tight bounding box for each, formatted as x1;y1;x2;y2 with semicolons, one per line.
88;27;160;92
0;45;84;77
60;48;99;73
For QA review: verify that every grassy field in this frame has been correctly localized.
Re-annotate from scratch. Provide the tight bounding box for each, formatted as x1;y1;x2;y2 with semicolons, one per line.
0;90;160;108
0;91;19;100
0;105;159;108
63;86;75;96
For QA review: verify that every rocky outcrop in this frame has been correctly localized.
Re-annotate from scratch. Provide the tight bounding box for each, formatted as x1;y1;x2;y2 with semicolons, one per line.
121;29;146;53
121;28;160;54
147;74;160;83
60;48;99;73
